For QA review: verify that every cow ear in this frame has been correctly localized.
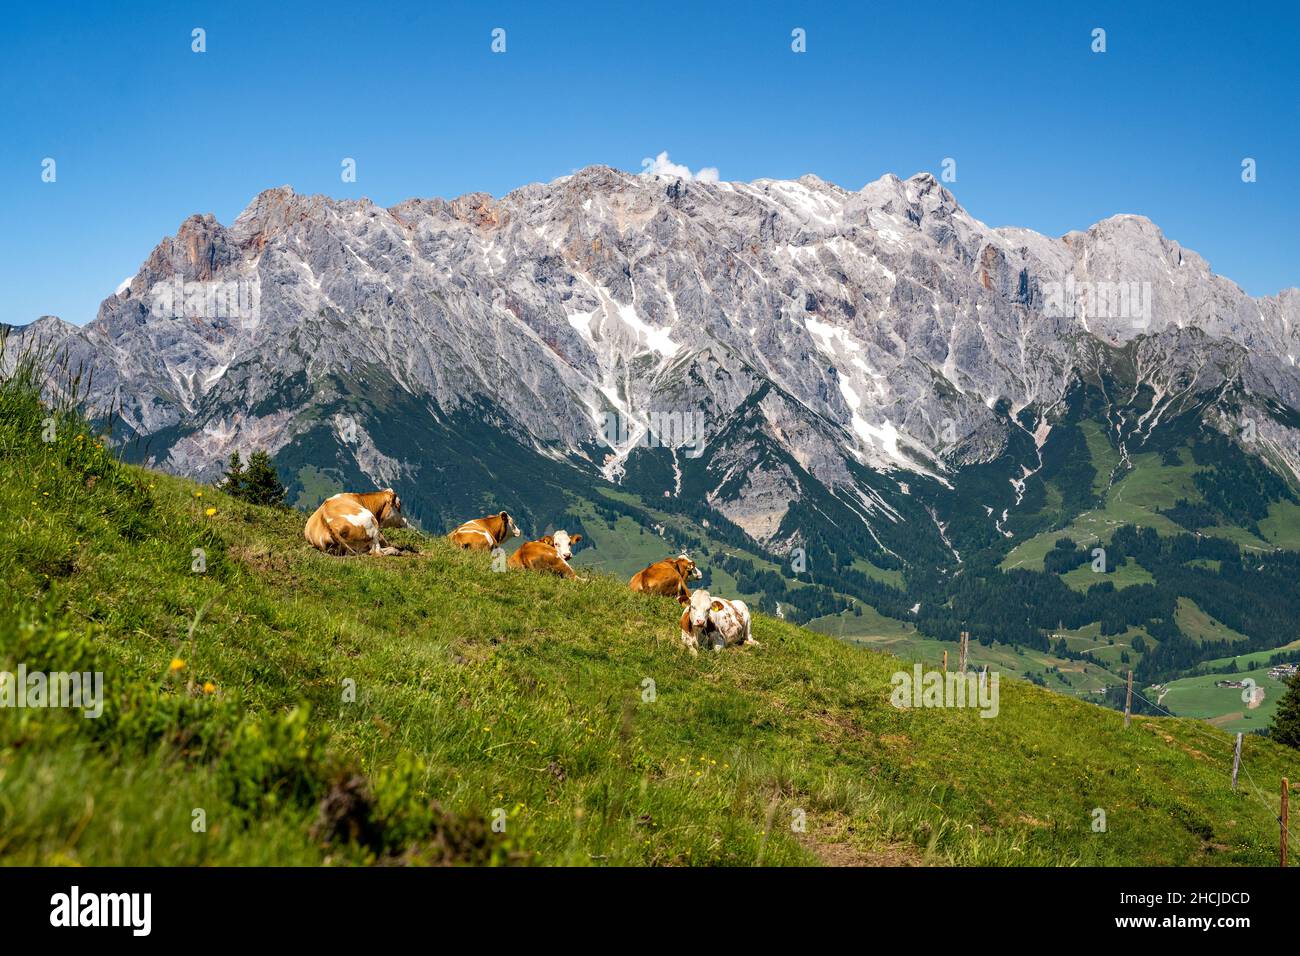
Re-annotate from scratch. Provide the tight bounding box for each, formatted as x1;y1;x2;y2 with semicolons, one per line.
571;534;582;543
540;535;554;546
499;511;509;519
710;601;723;611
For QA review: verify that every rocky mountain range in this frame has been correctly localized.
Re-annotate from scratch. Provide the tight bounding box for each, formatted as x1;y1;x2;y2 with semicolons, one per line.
11;165;1300;569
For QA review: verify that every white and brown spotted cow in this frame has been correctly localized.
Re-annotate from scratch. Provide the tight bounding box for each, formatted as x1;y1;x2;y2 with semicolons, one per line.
507;530;584;580
448;511;521;551
709;595;756;649
304;489;408;556
679;590;757;654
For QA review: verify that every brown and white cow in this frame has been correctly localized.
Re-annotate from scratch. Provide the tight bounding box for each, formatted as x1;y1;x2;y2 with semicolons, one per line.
679;590;757;654
304;489;409;556
448;511;521;551
507;530;584;579
709;596;756;649
629;554;701;603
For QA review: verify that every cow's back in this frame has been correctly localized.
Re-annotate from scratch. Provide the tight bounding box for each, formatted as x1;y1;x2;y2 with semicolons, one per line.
715;598;753;646
509;540;546;569
450;519;496;550
305;494;354;553
729;599;751;627
506;543;526;568
632;561;687;599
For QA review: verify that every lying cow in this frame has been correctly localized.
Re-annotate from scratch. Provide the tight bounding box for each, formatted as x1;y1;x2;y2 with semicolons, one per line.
507;530;584;580
304;489;409;556
629;554;701;603
679;590;757;654
448;511;520;551
710;595;756;649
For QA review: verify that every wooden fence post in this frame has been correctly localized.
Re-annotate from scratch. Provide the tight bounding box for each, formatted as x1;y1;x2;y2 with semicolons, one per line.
959;631;969;673
1231;733;1243;791
1124;670;1133;729
942;649;947;674
1283;778;1290;868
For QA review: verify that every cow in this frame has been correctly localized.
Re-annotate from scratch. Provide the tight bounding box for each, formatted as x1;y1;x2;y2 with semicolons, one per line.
507;530;584;579
304;489;409;556
629;554;701;603
448;511;520;551
679;590;757;654
709;596;757;649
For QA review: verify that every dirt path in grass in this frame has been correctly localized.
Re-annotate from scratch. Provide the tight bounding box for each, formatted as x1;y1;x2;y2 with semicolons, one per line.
795;817;924;867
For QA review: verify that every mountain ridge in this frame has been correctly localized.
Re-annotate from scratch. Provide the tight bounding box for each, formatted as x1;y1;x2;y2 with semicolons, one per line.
9;165;1300;580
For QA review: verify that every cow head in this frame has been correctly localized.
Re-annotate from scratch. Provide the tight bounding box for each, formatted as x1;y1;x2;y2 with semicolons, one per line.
675;554;702;581
551;530;582;562
687;589;713;629
378;490;409;529
499;511;521;539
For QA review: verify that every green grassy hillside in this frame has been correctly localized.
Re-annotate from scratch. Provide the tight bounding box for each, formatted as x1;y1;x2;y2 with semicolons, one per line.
1153;668;1291;735
2;364;1298;866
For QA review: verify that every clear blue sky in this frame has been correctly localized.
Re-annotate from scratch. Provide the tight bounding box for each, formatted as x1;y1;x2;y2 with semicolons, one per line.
2;0;1297;326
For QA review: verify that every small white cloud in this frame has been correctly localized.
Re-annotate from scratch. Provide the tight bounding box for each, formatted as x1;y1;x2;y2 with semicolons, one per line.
115;275;134;296
639;151;719;184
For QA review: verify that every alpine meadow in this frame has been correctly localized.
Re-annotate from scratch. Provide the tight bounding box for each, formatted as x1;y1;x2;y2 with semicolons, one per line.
4;4;1300;932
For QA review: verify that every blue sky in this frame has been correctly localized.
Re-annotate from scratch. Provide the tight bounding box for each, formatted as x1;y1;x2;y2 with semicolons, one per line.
2;0;1297;326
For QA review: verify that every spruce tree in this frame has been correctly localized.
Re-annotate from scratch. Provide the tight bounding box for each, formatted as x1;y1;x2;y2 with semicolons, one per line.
219;451;246;498
241;450;288;508
1270;674;1300;749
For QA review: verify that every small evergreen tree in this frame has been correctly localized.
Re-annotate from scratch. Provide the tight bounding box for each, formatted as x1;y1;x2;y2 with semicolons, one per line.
219;451;246;498
1270;674;1300;749
242;450;288;508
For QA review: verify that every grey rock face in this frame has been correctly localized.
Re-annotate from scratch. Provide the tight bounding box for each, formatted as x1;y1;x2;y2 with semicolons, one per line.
12;166;1300;548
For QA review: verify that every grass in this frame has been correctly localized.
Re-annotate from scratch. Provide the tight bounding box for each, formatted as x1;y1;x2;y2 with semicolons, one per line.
1060;560;1156;592
1003;441;1300;572
805;602;915;642
853;630;1131;699
2;353;1300;866
1195;639;1300;674
1053;623;1152;676
1154;668;1291;735
1174;597;1249;647
1203;499;1300;551
1254;499;1300;549
292;464;346;511
1080;420;1122;498
850;557;905;589
1002;450;1197;571
567;504;672;580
